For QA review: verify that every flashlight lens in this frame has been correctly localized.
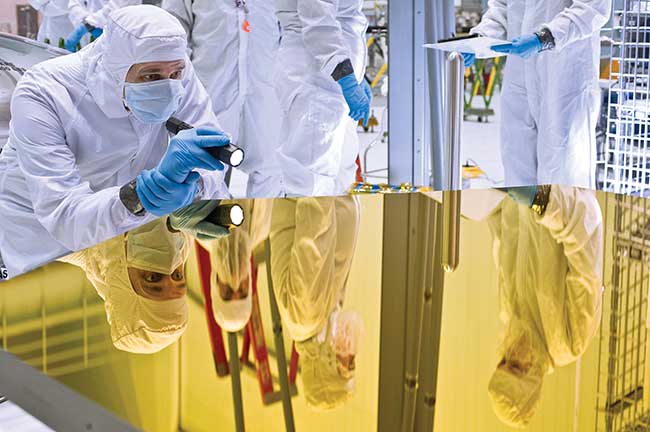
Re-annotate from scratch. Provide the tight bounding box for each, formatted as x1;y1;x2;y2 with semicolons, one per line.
229;205;244;226
230;149;244;167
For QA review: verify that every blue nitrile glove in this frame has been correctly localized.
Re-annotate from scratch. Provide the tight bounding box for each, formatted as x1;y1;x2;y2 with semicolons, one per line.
89;26;103;39
462;52;475;68
157;127;229;184
491;34;542;59
504;186;538;207
337;73;371;127
64;24;89;52
362;78;373;105
168;200;230;241
136;169;200;217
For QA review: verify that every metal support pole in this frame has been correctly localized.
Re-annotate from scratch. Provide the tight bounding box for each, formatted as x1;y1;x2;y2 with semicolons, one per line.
264;239;296;432
400;195;431;432
227;333;245;432
442;52;463;273
445;52;463;190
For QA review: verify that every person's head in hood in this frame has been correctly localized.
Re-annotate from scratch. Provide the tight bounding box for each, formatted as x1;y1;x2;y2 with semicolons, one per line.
86;5;189;122
209;228;253;332
488;324;548;428
297;310;364;410
83;220;191;354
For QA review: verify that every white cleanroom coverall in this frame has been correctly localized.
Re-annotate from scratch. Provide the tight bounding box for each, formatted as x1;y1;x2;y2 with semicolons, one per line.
29;0;74;44
0;5;228;279
471;0;611;188
274;0;368;196
162;0;284;198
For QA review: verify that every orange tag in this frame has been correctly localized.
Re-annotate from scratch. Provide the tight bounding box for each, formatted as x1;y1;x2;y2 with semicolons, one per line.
243;20;251;33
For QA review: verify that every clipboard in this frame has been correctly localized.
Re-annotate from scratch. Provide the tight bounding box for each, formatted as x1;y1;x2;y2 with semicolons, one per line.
424;34;508;59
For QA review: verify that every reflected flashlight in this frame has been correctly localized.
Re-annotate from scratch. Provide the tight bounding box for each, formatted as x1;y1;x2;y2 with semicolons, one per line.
166;117;245;167
207;203;245;228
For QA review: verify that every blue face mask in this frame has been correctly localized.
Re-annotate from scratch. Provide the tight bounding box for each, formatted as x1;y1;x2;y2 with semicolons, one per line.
124;79;186;124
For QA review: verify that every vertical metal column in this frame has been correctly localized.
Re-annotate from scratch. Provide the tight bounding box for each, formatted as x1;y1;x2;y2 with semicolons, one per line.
378;193;446;432
426;0;455;189
264;239;296;432
389;0;454;187
227;333;245;432
442;53;463;273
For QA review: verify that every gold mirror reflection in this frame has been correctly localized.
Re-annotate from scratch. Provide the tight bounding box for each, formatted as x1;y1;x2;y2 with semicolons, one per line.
1;189;648;432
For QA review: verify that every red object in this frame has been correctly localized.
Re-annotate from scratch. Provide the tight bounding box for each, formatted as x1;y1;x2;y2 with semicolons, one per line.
355;156;363;182
246;259;275;402
243;20;250;33
289;343;299;384
195;241;229;376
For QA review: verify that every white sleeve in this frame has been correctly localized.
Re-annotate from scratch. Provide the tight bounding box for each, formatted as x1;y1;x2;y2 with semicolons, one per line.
161;0;195;59
161;0;193;36
297;0;351;77
173;60;230;199
84;0;141;28
469;0;508;40
544;0;611;51
269;197;340;341
30;0;68;16
535;186;604;358
67;0;90;27
11;74;155;252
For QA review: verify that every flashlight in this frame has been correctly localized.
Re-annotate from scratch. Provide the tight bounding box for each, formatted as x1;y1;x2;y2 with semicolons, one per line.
206;203;245;228
166;117;245;167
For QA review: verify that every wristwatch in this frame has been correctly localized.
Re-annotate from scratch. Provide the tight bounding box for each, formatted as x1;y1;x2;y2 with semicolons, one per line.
119;179;146;216
534;27;556;51
530;185;552;216
119;176;206;217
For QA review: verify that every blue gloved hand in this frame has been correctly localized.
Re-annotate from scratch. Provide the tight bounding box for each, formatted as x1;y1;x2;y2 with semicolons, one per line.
504;186;538;207
157;127;229;184
362;78;373;105
64;24;88;52
337;73;371;127
168;200;230;241
491;34;542;59
462;52;475;68
136;169;200;217
89;26;103;39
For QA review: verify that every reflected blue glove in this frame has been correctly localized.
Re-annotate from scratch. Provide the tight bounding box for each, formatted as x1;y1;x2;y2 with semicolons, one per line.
337;73;371;127
491;34;542;59
505;186;538;207
64;24;88;52
89;26;103;39
168;200;230;241
136;169;200;217
157;127;229;184
462;52;475;68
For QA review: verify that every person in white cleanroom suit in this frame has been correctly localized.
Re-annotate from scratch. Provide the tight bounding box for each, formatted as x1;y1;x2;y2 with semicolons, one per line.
269;196;364;409
162;0;285;198
485;186;603;427
275;0;371;197
468;0;611;188
199;199;272;332
64;0;142;52
68;0;140;31
58;219;193;354
28;0;74;45
0;5;231;280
